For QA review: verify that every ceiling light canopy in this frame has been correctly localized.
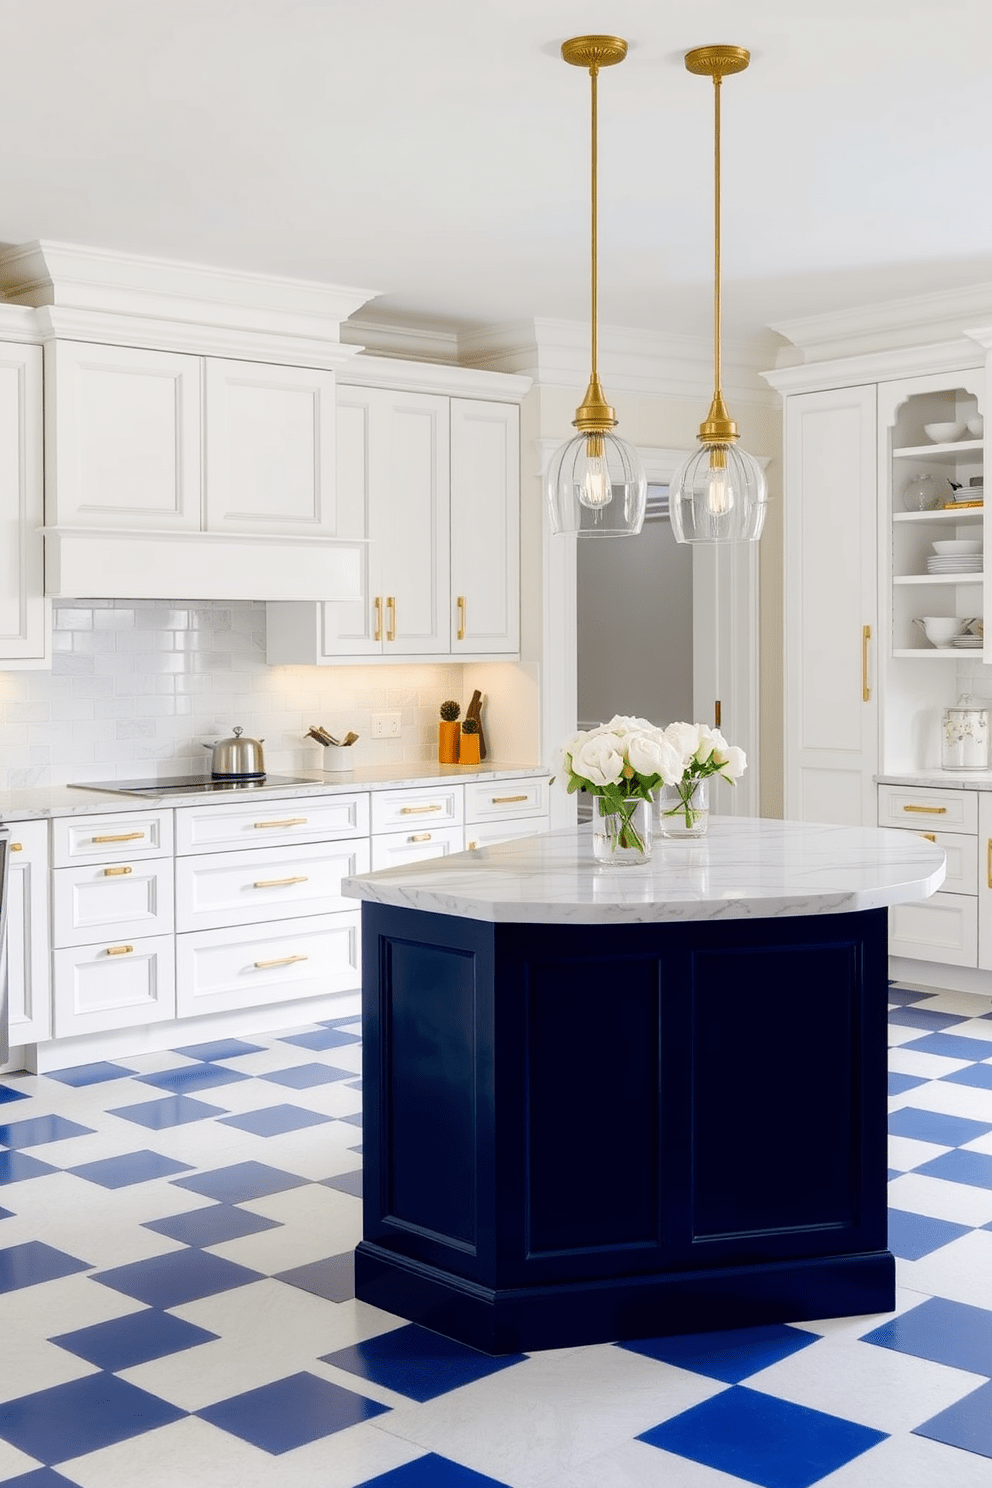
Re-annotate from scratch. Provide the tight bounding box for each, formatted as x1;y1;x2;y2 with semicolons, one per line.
546;35;646;538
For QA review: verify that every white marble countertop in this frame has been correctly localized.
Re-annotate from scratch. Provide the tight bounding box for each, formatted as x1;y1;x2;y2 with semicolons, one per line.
0;762;547;823
877;770;992;791
342;816;946;926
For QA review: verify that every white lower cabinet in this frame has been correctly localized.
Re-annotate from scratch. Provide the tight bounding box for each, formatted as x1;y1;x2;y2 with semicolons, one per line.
176;913;361;1019
889;894;978;968
176;838;370;933
978;794;992;972
879;784;983;970
53;935;176;1038
4;821;51;1046
371;824;464;871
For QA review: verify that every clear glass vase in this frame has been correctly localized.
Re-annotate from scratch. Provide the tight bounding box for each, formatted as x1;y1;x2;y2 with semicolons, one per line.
657;777;709;839
591;795;653;866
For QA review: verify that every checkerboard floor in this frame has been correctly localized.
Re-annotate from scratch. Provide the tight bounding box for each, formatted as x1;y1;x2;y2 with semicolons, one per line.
3;983;992;1487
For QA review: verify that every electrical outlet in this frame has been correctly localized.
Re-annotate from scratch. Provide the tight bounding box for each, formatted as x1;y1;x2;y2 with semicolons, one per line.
371;711;402;739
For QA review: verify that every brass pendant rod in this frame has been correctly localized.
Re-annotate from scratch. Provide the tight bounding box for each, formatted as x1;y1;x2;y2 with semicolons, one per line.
590;60;599;384
712;71;722;405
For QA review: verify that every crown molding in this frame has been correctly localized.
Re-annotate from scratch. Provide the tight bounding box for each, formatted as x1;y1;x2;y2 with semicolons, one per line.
342;317;462;363
0;240;381;347
339;351;531;401
770;282;992;366
763;338;985;396
0;301;46;343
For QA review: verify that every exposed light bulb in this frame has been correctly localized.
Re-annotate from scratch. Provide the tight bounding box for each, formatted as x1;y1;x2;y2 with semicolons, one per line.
704;454;733;516
578;452;611;510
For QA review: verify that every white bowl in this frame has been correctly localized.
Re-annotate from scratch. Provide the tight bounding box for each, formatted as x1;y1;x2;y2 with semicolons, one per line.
933;540;983;556
920;616;967;647
923;421;966;443
967;415;984;437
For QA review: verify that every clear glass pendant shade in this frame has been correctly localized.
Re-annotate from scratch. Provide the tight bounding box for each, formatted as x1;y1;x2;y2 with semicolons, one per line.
669;441;767;543
547;430;647;536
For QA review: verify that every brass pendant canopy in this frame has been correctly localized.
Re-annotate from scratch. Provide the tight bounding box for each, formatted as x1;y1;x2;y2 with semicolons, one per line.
546;34;646;537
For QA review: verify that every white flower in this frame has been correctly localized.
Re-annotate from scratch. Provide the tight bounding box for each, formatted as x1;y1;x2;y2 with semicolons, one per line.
626;731;684;786
569;733;626;788
694;725;721;765
663;721;701;770
604;714;656;738
551;730;586;777
715;745;747;780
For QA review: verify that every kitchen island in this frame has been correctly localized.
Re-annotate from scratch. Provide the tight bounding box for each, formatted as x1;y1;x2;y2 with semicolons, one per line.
342;817;944;1354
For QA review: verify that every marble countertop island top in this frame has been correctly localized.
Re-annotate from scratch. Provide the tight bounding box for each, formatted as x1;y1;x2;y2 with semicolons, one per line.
342;816;945;926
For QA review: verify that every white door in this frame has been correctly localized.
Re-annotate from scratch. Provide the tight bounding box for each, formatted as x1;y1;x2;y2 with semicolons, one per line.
378;389;450;656
204;359;337;536
784;385;878;826
48;341;202;529
450;398;519;655
0;343;44;663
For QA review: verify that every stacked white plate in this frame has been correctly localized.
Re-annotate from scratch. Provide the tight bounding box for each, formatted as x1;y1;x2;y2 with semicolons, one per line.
928;555;983;574
952;635;984;647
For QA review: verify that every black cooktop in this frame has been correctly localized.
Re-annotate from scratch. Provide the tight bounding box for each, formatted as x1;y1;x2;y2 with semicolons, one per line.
70;775;320;797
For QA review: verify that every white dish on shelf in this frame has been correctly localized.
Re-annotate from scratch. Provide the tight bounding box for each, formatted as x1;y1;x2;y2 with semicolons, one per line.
927;560;983;574
932;540;983;556
952;635;984;647
924;421;966;442
967;415;984;437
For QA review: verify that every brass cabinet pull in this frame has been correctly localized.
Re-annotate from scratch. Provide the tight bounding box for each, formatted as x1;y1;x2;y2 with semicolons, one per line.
862;624;871;703
386;596;396;642
254;953;308;970
714;699;722;729
457;595;466;641
252;875;309;889
409;833;432;843
468;839;479;849
493;795;528;804
93;831;144;843
920;833;936;843
902;804;947;815
400;804;442;814
105;944;134;957
10;842;22;852
373;595;382;643
103;865;133;877
988;839;992;890
254;817;307;829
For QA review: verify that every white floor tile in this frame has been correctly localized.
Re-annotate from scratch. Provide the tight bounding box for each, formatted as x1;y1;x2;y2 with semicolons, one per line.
0;1271;146;1337
887;1025;935;1048
0;1326;99;1404
537;1436;747;1487
888;1134;950;1172
891;1080;992;1122
886;1171;992;1226
897;1228;992;1310
887;1047;973;1080
0;1437;43;1482
211;1183;360;1271
817;1430;992;1487
790;1285;928;1341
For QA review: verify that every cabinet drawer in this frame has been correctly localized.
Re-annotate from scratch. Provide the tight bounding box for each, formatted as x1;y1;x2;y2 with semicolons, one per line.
466;817;550;851
54;810;172;866
371;824;464;871
175;793;369;854
889;893;978;967
371;785;463;833
53;860;175;948
176;838;371;933
895;830;976;895
53;934;176;1037
464;777;549;824
877;785;976;834
176;912;361;1019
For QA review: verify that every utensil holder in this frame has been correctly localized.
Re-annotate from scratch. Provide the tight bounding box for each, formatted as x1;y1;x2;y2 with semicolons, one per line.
323;744;354;772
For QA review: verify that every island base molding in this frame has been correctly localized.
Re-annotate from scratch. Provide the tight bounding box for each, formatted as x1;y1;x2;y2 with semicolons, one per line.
357;903;893;1355
354;1244;895;1356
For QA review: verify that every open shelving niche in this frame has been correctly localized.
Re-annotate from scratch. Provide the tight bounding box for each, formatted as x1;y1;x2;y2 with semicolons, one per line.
882;372;985;772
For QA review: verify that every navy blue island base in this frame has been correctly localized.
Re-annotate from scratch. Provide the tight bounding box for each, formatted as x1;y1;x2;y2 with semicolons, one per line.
354;900;894;1354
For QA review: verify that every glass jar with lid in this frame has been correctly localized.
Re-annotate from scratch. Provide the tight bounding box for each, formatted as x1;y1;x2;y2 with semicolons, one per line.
942;694;990;770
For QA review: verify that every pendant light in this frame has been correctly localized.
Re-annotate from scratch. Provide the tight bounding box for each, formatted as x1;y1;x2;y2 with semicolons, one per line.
670;46;767;545
547;35;646;538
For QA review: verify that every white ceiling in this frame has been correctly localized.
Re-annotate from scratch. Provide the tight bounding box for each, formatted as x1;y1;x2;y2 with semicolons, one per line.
2;0;990;358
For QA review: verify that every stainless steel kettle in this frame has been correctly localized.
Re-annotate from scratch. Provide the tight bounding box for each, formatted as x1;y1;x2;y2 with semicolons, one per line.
203;726;266;779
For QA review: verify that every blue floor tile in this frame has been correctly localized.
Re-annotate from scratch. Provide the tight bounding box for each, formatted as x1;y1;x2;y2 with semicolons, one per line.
0;1241;91;1293
887;988;934;1007
862;1296;992;1375
92;1248;264;1308
0;1373;185;1464
260;1063;354;1089
0;1083;31;1104
52;1308;218;1370
0;1207;13;1220
322;1324;525;1402
218;1103;333;1137
144;1203;282;1248
888;1071;928;1095
134;1064;250;1094
0;1115;94;1149
171;1161;309;1204
354;1455;513;1487
887;1208;972;1259
318;1015;364;1028
275;1252;355;1302
322;1169;362;1198
899;1032;992;1062
339;1111;364;1128
279;1028;362;1051
619;1323;818;1384
108;1094;228;1129
196;1370;389;1454
638;1386;887;1488
888;1007;970;1032
0;1469;84;1487
913;1149;992;1190
0;1151;57;1184
942;1063;992;1090
45;1062;135;1088
68;1149;193;1189
173;1038;266;1062
915;1379;992;1458
887;1106;992;1148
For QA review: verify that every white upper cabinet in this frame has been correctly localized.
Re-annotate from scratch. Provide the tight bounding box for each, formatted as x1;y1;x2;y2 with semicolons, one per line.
0;341;45;664
450;398;519;655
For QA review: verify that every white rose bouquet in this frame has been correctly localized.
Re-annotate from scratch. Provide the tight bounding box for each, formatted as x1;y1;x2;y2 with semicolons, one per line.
553;715;685;853
657;721;747;830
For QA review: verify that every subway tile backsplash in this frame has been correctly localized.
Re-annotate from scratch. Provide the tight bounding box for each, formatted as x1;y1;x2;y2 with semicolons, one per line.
0;601;466;790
